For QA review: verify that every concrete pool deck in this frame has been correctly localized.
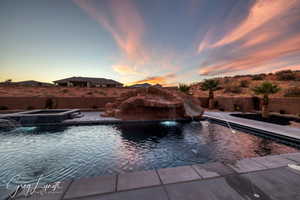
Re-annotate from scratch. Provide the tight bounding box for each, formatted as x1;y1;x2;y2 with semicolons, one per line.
3;152;300;200
204;111;300;144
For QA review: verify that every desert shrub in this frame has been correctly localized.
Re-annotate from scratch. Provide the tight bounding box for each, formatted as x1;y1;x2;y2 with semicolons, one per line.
284;87;300;97
234;104;241;111
45;98;54;109
178;83;191;94
224;83;242;94
240;80;249;88
92;105;98;109
276;70;296;81
214;101;219;108
98;91;106;96
252;74;265;80
61;89;69;93
26;106;35;110
279;110;286;114
0;106;8;110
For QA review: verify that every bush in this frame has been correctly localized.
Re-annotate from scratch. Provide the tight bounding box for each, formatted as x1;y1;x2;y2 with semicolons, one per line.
45;98;54;109
240;80;249;88
214;101;219;108
276;70;296;81
284;87;300;97
178;83;191;94
279;110;286;114
224;83;242;94
234;104;241;111
61;89;69;93
252;74;265;80
0;106;8;110
92;105;98;109
26;106;35;110
98;91;106;96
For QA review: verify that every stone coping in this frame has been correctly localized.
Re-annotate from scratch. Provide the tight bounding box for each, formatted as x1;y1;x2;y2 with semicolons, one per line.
4;152;300;200
1;109;80;117
13;112;300;148
204;112;300;145
14;118;196;127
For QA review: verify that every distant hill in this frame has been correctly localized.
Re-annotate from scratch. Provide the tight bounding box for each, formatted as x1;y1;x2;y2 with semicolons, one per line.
191;70;300;98
0;80;53;87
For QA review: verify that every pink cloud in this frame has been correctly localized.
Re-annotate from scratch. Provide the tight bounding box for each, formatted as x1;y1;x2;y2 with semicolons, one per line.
212;0;298;47
73;0;148;64
112;65;143;75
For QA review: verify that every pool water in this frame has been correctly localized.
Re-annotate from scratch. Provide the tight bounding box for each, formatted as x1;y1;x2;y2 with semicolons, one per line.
0;121;298;186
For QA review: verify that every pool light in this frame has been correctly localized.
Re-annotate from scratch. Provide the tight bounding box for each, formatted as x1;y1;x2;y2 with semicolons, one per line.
160;121;178;126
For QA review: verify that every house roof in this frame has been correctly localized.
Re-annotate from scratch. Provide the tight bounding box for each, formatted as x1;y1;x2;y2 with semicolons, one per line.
53;77;123;85
0;80;53;86
17;80;53;86
129;83;152;88
129;83;162;88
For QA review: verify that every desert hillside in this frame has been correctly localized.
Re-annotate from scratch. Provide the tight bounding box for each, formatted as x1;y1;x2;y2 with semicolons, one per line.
0;70;299;98
191;70;300;98
0;86;135;97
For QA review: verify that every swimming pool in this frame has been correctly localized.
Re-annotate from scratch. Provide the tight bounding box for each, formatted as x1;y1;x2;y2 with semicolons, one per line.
0;121;298;186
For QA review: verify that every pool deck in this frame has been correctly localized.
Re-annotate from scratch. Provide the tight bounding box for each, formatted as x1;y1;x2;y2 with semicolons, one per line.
2;152;300;200
204;111;300;144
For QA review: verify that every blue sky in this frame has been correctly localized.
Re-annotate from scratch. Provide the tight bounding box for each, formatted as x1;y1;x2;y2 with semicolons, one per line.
1;0;300;85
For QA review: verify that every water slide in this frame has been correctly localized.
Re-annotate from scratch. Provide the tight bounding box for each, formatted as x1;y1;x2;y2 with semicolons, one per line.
183;98;204;118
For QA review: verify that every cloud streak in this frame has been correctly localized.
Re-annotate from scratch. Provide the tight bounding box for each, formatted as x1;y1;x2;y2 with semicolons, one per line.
127;74;177;86
198;0;300;76
112;65;142;75
212;0;298;47
73;0;148;64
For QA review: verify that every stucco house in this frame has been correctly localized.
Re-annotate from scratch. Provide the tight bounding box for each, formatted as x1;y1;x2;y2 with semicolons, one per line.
53;77;123;88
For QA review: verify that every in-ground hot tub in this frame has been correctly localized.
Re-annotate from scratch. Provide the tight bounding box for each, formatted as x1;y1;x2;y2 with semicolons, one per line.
1;109;81;125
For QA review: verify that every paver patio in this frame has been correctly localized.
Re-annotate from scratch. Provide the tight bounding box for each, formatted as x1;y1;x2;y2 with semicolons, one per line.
4;153;299;200
117;170;161;191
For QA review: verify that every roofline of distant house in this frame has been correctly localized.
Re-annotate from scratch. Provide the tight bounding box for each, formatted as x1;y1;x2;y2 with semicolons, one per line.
53;76;123;85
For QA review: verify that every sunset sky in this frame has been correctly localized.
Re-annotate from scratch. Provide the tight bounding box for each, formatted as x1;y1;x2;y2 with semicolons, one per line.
1;0;300;86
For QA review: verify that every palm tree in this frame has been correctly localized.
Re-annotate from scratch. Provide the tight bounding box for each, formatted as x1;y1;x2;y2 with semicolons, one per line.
178;83;191;94
201;79;220;109
252;82;280;118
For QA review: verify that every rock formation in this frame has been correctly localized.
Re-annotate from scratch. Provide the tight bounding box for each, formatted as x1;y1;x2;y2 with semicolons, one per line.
102;87;203;120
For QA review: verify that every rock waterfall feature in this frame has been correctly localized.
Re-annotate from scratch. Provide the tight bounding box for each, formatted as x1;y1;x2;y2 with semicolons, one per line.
102;87;204;120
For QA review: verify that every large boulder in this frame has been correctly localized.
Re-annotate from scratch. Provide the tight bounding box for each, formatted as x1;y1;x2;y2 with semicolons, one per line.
102;87;203;120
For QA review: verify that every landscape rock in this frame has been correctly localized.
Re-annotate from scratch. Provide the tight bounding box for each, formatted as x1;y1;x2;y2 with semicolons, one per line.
102;87;203;120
